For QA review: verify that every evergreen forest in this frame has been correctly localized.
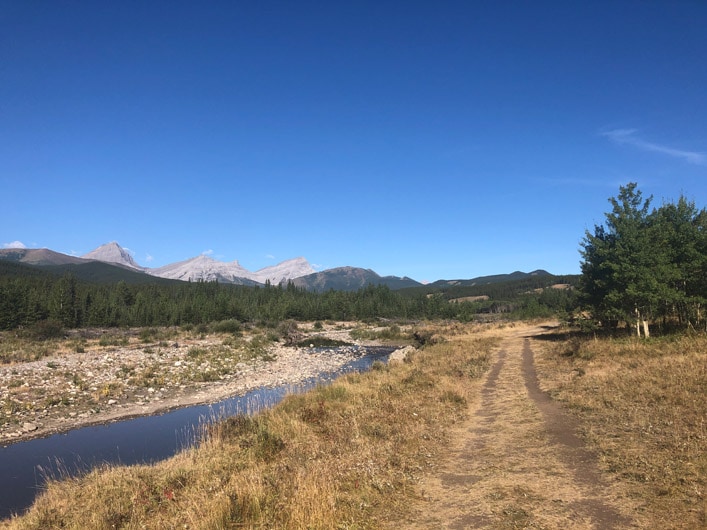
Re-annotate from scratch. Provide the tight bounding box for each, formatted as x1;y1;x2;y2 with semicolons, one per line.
0;261;574;333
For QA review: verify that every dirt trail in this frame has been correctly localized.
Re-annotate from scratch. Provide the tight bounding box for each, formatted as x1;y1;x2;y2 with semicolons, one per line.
391;323;636;529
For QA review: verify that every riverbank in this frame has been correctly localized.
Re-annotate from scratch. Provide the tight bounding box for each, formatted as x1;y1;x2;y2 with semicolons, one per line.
1;323;404;445
5;321;703;528
3;320;494;528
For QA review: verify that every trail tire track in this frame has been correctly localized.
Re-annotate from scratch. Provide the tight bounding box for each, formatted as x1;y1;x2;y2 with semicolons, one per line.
390;324;636;529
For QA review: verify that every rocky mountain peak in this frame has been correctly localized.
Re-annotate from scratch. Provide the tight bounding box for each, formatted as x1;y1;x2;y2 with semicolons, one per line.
148;254;252;284
82;242;142;270
252;257;316;285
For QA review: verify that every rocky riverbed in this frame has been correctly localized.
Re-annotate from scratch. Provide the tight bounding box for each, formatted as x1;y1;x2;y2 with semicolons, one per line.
1;324;407;445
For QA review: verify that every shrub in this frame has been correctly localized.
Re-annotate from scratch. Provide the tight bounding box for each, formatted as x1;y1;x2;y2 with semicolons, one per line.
212;319;242;335
187;347;207;359
350;324;407;342
29;319;64;341
139;328;160;343
412;329;438;347
277;320;302;346
371;360;387;371
295;337;351;348
99;334;128;347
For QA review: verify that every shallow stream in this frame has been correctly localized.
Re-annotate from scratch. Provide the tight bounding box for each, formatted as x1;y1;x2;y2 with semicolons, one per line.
0;346;394;519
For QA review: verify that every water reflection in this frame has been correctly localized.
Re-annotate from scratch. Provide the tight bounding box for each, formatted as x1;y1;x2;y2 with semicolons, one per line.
0;347;394;519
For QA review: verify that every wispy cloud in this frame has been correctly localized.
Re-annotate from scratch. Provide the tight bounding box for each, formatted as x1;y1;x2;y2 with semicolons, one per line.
3;241;26;249
145;254;154;263
202;249;214;256
602;128;706;166
265;254;275;260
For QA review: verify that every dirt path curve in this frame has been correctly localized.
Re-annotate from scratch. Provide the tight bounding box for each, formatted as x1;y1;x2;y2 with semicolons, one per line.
390;323;636;529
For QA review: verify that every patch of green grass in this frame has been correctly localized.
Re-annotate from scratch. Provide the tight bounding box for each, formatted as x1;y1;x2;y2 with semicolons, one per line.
99;334;129;347
193;370;220;383
351;324;408;342
187;347;208;359
8;378;24;389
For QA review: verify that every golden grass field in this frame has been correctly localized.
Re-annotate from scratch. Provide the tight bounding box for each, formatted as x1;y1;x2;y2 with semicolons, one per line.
535;329;706;529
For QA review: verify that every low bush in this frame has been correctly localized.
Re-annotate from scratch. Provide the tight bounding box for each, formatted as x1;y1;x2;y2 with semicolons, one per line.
295;336;351;348
211;319;242;335
28;319;64;341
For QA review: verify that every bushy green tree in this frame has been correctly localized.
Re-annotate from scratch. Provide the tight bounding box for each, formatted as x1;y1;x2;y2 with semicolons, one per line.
580;183;707;335
651;196;707;328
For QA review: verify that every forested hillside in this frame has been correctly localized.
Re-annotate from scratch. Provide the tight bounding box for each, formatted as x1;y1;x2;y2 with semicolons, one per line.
0;261;574;331
401;272;579;317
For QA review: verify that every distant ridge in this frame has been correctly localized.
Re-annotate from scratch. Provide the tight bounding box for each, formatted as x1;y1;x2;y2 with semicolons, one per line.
429;270;552;288
0;249;176;285
0;245;425;291
292;266;422;292
0;248;85;267
0;242;565;292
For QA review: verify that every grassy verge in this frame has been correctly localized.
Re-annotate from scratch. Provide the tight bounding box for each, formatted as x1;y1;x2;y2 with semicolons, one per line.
535;330;706;529
3;322;496;529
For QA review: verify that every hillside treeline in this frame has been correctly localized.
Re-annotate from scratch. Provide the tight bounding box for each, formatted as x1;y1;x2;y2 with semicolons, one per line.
397;274;578;321
0;262;580;332
0;270;465;331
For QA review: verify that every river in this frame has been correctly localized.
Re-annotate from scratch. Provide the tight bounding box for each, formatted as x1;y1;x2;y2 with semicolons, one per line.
0;346;394;519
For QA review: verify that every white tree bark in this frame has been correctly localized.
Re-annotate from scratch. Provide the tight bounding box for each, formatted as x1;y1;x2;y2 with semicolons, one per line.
634;307;650;338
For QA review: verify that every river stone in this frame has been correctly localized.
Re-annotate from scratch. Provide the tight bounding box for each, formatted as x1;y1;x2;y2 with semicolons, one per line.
22;423;38;432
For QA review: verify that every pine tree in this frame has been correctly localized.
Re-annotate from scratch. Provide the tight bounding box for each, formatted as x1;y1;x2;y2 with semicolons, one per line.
580;183;657;336
580;183;707;335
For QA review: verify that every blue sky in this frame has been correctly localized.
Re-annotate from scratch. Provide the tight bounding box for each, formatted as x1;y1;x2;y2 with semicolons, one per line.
2;1;706;282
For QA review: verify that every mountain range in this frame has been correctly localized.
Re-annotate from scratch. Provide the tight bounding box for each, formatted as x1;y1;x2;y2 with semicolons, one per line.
79;242;315;285
0;242;424;291
0;242;561;292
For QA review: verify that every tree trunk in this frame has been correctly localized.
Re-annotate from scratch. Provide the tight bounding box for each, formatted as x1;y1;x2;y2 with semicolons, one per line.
634;307;649;338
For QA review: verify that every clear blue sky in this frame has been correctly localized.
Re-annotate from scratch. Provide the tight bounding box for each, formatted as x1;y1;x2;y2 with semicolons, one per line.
2;1;706;282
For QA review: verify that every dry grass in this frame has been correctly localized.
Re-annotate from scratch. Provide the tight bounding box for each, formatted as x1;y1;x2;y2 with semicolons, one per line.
536;330;707;529
2;322;497;529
